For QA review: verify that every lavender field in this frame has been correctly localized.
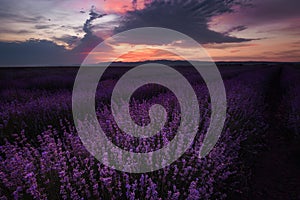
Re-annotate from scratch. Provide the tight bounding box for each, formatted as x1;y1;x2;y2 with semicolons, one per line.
0;63;300;199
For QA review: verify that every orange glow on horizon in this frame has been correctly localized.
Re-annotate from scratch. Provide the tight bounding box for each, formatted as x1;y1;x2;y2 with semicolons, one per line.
114;48;182;62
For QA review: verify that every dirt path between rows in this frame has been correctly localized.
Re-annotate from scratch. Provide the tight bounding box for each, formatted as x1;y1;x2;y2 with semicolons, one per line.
246;67;300;199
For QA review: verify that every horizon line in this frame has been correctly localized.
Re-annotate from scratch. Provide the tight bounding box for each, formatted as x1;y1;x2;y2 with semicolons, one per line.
0;60;299;68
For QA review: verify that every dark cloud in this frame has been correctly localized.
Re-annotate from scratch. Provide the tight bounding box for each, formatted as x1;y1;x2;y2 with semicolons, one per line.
224;25;247;35
0;40;72;66
115;0;252;44
82;6;107;36
72;6;106;57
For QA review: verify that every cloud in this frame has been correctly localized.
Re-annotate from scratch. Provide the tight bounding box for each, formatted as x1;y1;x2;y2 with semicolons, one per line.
52;35;80;47
0;39;71;66
71;6;106;58
204;42;257;49
213;0;300;28
215;48;300;62
82;6;107;36
0;0;48;24
0;12;47;24
246;0;300;23
35;25;54;30
0;7;109;66
224;25;247;35
115;0;253;44
0;29;33;34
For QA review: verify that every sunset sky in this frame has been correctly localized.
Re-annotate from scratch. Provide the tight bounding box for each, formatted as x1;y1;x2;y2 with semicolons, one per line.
0;0;299;65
